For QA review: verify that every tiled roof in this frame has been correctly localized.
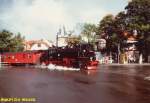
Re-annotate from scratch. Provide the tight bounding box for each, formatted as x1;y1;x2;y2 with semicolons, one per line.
24;39;53;50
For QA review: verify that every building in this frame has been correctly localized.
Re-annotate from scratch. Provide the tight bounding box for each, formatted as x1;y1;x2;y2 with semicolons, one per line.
24;39;53;51
57;35;68;47
122;31;140;63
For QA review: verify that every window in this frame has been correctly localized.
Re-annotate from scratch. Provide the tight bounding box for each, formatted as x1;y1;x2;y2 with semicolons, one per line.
12;56;15;59
8;56;11;59
23;54;26;58
27;54;32;58
38;43;41;47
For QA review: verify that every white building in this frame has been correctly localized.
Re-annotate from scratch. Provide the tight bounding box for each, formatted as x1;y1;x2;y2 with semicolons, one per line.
24;39;54;51
125;40;138;63
57;35;68;47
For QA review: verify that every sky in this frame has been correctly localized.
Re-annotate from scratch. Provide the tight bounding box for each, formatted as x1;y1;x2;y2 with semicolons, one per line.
0;0;129;41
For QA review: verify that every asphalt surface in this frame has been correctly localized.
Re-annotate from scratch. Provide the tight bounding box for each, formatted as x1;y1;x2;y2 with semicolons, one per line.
0;65;150;103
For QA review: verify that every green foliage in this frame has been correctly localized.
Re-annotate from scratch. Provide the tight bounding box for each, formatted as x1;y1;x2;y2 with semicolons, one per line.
66;35;81;46
0;30;25;52
97;14;115;36
12;33;25;52
125;0;150;40
0;30;13;49
80;23;97;43
97;14;120;52
96;0;150;55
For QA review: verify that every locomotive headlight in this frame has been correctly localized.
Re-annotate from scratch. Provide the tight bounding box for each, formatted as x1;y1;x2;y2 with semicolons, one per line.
83;50;86;52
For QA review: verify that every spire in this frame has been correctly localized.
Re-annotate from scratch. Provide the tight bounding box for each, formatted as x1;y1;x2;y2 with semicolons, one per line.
57;26;62;35
63;25;67;35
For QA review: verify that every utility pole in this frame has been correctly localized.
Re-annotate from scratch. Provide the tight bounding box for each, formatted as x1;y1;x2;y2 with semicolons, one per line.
118;43;120;64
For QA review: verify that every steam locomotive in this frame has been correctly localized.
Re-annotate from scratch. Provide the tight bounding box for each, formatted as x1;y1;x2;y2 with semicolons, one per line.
1;43;99;70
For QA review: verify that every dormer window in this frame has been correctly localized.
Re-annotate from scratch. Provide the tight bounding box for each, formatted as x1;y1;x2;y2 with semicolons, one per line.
38;43;41;47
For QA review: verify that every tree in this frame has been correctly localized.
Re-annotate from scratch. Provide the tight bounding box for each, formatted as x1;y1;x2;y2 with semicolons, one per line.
96;0;150;62
97;14;115;36
12;33;25;52
66;35;81;46
125;0;150;38
125;0;150;62
97;14;120;53
0;30;25;52
80;23;97;43
0;30;13;52
66;31;81;46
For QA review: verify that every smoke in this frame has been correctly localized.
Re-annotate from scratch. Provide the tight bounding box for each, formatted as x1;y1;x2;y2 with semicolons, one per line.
0;0;127;41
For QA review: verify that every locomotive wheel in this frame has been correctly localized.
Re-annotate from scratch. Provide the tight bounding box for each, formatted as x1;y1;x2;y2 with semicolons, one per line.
79;61;82;69
79;61;87;70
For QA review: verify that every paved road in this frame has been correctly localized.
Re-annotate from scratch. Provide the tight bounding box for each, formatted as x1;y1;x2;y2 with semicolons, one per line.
0;65;150;103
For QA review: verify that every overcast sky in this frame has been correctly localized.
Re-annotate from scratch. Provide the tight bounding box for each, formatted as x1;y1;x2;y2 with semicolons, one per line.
0;0;129;41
